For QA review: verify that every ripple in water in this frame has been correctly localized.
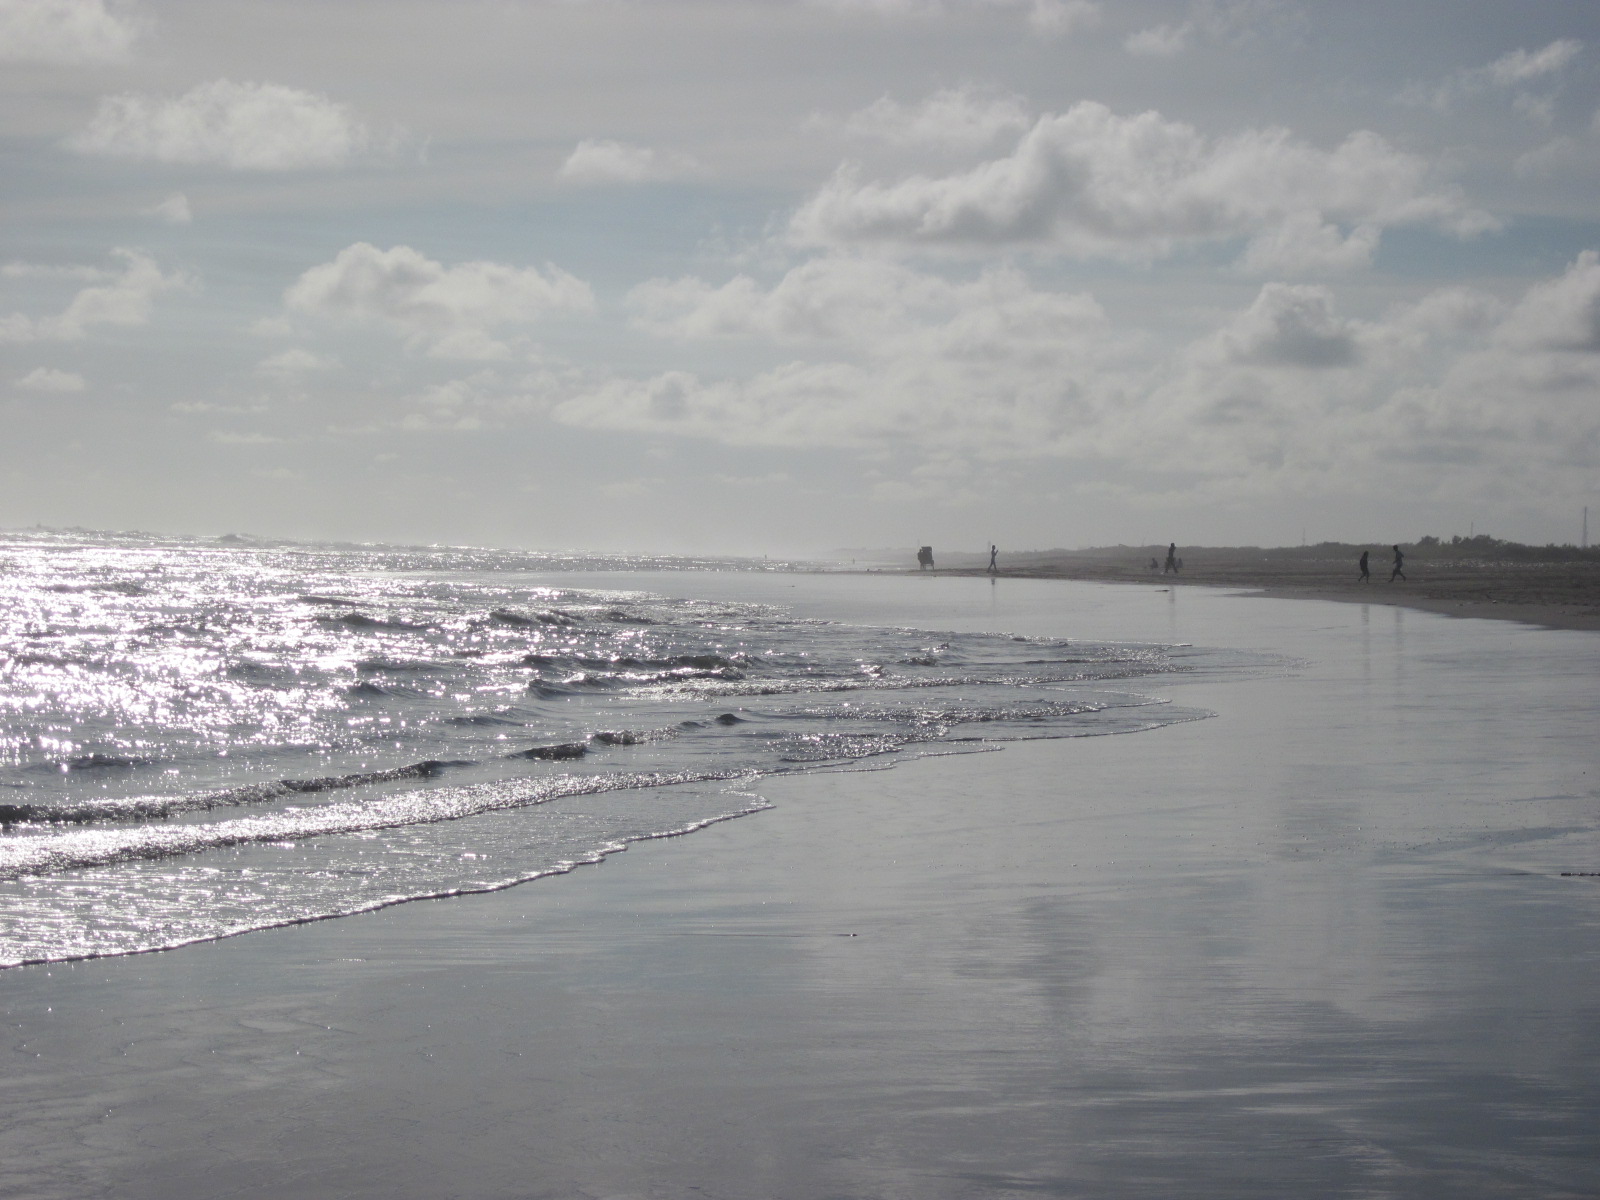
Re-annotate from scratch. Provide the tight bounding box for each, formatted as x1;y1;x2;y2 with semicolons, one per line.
0;530;1241;966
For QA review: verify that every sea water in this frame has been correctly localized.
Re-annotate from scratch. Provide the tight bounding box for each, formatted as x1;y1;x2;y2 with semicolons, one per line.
0;530;1256;966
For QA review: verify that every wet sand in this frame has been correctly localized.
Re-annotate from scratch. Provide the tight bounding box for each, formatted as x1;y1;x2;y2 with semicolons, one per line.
923;550;1600;631
2;575;1598;1199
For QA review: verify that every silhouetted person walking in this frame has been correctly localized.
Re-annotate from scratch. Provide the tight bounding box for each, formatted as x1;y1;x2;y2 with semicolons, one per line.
1163;543;1179;574
1358;550;1369;582
1388;545;1405;582
988;544;998;575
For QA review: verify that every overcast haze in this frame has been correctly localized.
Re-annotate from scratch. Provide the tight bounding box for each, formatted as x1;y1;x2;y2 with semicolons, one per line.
3;0;1599;555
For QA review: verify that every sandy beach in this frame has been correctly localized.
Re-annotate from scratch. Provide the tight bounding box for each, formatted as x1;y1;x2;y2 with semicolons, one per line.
915;548;1600;632
2;574;1598;1199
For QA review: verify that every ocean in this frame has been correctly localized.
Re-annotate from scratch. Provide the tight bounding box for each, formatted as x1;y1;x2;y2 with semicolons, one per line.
0;529;1252;967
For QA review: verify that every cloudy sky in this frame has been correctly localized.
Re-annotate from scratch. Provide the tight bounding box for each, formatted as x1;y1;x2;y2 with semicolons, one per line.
3;0;1599;555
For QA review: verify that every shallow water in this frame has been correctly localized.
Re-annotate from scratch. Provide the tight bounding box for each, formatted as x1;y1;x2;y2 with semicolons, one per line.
1;566;1598;1198
0;532;1249;965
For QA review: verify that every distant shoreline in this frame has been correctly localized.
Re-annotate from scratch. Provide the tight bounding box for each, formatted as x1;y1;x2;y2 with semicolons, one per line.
844;553;1600;633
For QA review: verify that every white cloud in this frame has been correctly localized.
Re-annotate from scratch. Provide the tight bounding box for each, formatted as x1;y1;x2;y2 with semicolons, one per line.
1402;39;1583;116
255;348;338;379
549;247;1600;521
1236;212;1382;275
1213;284;1359;368
68;80;400;170
1125;0;1302;58
0;248;190;342
15;366;87;393
1125;23;1188;58
284;242;594;358
399;375;494;432
557;139;696;184
1488;39;1582;87
630;254;1105;348
836;87;1030;151
248;315;295;338
1495;249;1600;352
0;0;138;64
811;0;1099;34
1517;108;1600;179
569;258;1133;453
791;102;1494;264
146;193;192;224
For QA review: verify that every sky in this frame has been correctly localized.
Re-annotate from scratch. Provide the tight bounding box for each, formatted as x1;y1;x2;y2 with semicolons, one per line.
3;0;1599;557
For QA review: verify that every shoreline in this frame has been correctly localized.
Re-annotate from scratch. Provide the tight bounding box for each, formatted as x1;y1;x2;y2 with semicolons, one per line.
4;577;1597;1198
854;558;1600;632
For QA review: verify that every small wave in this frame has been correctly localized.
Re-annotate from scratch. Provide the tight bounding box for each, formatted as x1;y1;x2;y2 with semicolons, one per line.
506;742;588;761
602;609;657;624
297;594;359;607
493;608;580;628
22;753;150;776
5;652;84;669
0;767;756;887
0;759;476;825
346;681;390;698
318;613;426;632
527;675;617;698
444;713;524;727
44;581;149;596
226;661;304;686
356;658;443;675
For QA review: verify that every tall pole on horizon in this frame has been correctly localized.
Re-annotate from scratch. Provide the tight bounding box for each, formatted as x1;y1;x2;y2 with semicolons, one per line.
1585;506;1589;550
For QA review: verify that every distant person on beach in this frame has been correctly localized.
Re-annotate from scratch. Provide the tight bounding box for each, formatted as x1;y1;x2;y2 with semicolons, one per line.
1149;557;1159;571
988;545;998;575
1163;543;1179;574
917;546;934;571
1358;550;1369;582
1388;545;1405;582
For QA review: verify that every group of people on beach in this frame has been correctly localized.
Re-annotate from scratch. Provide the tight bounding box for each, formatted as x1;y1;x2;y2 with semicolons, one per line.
1358;546;1406;582
919;542;1410;584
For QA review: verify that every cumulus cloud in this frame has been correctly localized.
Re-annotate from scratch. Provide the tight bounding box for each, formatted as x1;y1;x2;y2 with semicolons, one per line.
564;257;1134;453
1402;39;1582;116
399;374;495;432
255;347;338;379
1516;107;1600;179
1236;212;1381;275
15;366;87;393
1213;284;1359;368
146;193;191;224
68;80;401;170
546;246;1600;520
557;139;696;184
0;0;138;63
1125;0;1302;58
1494;249;1600;352
791;102;1494;267
630;254;1104;349
835;87;1031;152
284;242;594;358
811;0;1099;35
0;248;190;342
1488;39;1582;87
